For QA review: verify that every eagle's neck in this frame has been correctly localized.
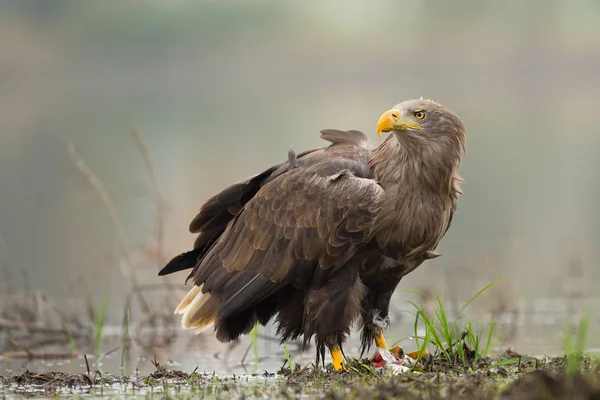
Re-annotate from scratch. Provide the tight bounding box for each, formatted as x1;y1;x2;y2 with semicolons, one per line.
369;133;462;193
369;132;464;262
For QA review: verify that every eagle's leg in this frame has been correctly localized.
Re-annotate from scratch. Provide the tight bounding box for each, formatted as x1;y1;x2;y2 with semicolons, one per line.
330;344;349;372
359;279;403;358
316;340;348;372
372;312;390;350
307;266;363;372
372;312;404;357
359;267;405;357
374;328;388;349
371;310;427;360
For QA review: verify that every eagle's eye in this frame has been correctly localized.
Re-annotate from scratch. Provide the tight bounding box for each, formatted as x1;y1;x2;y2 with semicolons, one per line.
413;110;426;120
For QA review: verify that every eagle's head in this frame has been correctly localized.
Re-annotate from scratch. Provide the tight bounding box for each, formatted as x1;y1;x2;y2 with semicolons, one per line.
376;99;466;153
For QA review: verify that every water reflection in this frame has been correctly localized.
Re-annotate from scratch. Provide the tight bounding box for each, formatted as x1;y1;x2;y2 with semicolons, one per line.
2;293;599;377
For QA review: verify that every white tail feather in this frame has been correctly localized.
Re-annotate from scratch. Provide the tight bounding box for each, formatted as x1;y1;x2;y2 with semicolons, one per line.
174;285;202;314
176;284;219;334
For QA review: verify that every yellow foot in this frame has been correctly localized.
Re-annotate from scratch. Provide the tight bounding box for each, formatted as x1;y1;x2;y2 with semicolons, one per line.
406;348;430;360
390;344;404;358
331;346;349;372
374;329;389;350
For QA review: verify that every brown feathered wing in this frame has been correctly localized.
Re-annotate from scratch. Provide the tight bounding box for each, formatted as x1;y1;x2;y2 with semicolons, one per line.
164;130;385;342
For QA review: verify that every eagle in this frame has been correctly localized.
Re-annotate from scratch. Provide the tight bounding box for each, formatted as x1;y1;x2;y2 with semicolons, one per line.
159;99;467;371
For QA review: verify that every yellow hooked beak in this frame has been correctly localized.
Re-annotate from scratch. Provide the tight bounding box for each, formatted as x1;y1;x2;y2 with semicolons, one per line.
376;109;422;138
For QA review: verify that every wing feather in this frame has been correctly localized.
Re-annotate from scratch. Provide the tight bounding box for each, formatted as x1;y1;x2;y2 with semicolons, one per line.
194;153;382;290
171;130;381;325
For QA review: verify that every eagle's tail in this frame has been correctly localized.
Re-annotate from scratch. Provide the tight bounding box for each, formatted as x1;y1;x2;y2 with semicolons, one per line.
175;284;219;334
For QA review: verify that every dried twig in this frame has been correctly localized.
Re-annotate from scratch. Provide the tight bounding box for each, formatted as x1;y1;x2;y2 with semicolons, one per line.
0;230;12;288
130;128;167;266
240;342;252;367
43;294;87;331
97;346;120;362
64;142;150;313
64;143;135;279
0;351;77;360
0;319;89;337
130;128;178;310
5;338;33;358
84;354;91;375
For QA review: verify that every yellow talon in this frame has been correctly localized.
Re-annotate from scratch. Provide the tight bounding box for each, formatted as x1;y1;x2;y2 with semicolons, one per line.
330;346;348;372
390;344;404;357
374;329;388;350
406;348;430;360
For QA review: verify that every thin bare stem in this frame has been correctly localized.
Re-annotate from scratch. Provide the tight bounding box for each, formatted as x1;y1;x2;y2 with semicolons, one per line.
130;128;167;266
0;230;13;288
0;351;77;360
64;142;150;313
130;128;178;310
0;319;89;337
64;143;132;276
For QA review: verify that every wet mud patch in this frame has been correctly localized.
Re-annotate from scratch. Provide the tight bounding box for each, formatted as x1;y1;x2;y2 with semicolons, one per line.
1;355;600;399
280;355;600;400
0;362;280;398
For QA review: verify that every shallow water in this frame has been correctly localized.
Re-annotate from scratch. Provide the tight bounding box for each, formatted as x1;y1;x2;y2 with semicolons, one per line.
1;369;285;399
2;295;599;380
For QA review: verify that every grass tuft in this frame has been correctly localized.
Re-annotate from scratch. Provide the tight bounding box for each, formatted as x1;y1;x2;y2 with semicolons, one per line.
564;311;591;376
410;281;499;368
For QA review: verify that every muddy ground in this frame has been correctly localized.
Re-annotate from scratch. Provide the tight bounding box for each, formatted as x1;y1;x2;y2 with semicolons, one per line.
2;353;599;399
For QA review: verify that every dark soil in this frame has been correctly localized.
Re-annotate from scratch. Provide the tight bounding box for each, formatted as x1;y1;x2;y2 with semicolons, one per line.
1;354;600;399
279;354;600;400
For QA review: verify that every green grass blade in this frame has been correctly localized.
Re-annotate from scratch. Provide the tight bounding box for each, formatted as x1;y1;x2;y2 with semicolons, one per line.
413;307;421;350
449;281;500;362
471;331;481;366
489;358;520;368
434;292;454;356
249;322;260;370
67;329;78;354
484;318;496;357
575;312;590;354
283;341;294;373
458;281;500;316
409;300;449;362
94;297;109;360
411;321;433;372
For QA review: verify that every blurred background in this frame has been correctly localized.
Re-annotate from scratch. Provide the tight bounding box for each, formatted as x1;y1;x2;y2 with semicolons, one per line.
1;0;599;374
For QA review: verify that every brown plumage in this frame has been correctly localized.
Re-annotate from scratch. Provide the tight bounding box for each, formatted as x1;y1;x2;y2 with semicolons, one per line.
159;99;467;369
